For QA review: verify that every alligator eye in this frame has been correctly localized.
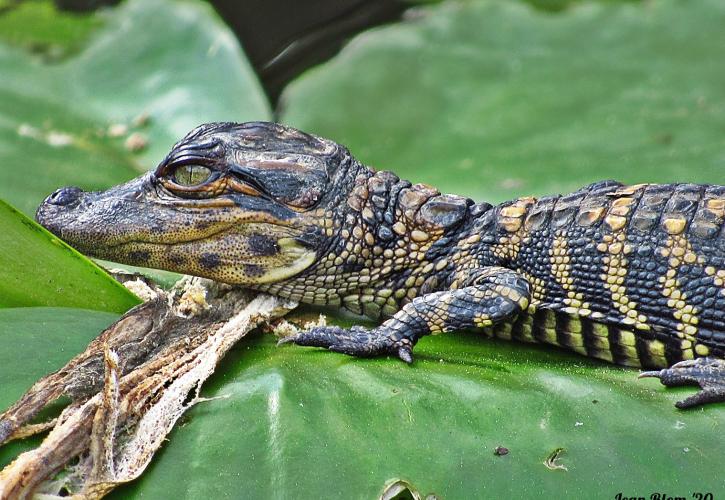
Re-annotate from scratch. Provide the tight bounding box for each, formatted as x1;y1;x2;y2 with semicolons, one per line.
173;165;212;186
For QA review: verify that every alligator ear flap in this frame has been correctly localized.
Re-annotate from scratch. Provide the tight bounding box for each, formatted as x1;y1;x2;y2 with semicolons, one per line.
227;177;263;197
229;159;328;210
261;166;325;209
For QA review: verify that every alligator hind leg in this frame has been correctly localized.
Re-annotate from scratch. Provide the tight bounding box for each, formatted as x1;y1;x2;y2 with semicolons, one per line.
640;357;725;409
279;267;531;363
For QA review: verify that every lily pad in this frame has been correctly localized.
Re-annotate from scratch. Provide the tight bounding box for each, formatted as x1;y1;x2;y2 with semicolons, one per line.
0;0;102;59
1;308;722;498
119;332;723;498
282;0;725;203
0;307;120;468
0;200;140;312
0;0;271;216
0;307;119;412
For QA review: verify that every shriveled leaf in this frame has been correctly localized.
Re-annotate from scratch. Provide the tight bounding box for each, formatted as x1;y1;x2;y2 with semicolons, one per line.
0;289;294;498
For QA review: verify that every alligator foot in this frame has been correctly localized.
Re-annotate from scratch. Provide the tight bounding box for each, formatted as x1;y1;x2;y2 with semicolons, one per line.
278;325;415;363
639;357;725;409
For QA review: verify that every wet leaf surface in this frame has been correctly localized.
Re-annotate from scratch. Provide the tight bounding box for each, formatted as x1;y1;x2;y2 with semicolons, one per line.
0;201;140;312
1;309;722;498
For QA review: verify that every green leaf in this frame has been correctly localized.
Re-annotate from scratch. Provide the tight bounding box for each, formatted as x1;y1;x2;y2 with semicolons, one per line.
93;258;183;290
0;0;271;216
0;200;140;312
0;307;119;467
0;308;119;411
0;0;103;59
119;333;724;498
282;0;725;203
2;309;722;497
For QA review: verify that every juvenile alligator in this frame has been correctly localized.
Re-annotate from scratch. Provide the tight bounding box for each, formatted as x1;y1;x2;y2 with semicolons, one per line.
35;122;725;408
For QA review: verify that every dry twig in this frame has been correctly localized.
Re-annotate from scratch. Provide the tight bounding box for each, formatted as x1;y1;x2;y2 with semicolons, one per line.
0;278;296;499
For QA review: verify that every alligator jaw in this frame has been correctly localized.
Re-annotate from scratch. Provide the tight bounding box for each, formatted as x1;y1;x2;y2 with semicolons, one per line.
35;174;318;285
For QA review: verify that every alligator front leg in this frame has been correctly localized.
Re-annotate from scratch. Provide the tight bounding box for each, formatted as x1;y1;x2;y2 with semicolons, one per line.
640;357;725;409
279;267;531;363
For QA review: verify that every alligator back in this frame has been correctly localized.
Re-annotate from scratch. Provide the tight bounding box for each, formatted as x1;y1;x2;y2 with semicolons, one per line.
477;182;725;368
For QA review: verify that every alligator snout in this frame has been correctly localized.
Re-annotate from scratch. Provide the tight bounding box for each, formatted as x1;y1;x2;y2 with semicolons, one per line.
44;186;83;206
35;186;85;237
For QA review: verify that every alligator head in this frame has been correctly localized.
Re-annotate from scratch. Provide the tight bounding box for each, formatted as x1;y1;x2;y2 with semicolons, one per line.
36;122;357;285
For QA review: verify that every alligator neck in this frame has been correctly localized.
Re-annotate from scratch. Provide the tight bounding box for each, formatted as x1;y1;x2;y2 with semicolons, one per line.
257;165;482;316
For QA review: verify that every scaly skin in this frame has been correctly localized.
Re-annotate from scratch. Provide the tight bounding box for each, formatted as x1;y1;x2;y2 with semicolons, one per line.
36;122;725;408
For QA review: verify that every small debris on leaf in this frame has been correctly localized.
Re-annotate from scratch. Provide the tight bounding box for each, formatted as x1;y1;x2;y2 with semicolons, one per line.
543;447;568;471
132;111;151;127
46;131;73;147
17;123;73;148
271;319;299;338
107;123;129;137
17;123;38;138
124;132;148;152
303;313;327;330
106;267;161;300
499;177;525;190
123;277;159;302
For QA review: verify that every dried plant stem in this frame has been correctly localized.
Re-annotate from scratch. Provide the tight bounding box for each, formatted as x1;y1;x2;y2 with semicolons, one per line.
0;280;295;499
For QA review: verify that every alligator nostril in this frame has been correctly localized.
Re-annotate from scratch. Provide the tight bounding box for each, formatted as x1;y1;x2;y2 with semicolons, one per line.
46;186;83;206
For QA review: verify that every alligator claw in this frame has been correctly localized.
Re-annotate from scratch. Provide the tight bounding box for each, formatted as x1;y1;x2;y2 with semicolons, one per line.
276;325;415;363
397;345;414;364
276;336;295;346
639;357;725;409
